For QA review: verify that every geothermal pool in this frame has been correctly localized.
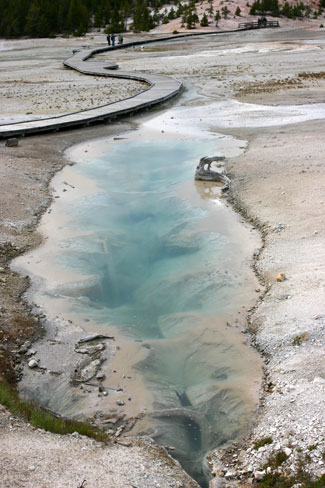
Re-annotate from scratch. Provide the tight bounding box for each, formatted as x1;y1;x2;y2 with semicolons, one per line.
15;110;262;486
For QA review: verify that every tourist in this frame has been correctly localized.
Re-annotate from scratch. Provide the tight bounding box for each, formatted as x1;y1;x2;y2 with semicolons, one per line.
118;34;123;45
106;34;111;46
111;33;115;47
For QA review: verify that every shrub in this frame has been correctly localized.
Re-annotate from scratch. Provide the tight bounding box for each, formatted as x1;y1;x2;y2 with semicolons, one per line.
292;332;308;346
254;436;273;450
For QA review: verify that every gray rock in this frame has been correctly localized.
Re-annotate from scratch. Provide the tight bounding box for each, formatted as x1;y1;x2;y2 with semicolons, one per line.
79;359;102;381
254;470;266;480
5;138;19;147
96;371;106;381
284;447;292;456
28;359;39;369
75;343;105;355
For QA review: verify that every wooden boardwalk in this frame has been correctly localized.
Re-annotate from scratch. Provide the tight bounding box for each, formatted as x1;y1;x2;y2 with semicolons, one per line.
0;44;183;138
0;27;275;138
238;20;280;29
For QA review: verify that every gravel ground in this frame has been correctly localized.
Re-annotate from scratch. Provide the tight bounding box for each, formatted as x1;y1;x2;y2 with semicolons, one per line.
0;405;198;488
0;34;145;124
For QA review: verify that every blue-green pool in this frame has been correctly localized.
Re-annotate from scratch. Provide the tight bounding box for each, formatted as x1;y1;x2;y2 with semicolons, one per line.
18;133;262;487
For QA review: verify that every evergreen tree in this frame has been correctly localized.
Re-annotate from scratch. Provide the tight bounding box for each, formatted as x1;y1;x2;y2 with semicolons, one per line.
66;0;89;33
200;12;208;26
25;0;41;36
133;0;154;31
221;5;230;18
168;7;176;19
281;1;293;18
235;6;241;15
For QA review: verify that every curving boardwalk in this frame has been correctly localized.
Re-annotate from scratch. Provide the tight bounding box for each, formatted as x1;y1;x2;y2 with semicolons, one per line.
0;30;243;138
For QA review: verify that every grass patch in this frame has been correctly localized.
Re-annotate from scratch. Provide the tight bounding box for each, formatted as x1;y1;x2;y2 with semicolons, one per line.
254;436;273;450
267;450;288;468
0;381;108;442
292;332;308;346
260;451;325;488
259;473;325;488
307;444;317;451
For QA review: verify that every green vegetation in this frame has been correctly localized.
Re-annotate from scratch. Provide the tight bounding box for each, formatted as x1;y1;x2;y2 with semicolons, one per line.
200;12;209;26
259;472;325;488
254;436;273;450
265;450;288;468
307;444;317;451
292;331;308;346
260;450;325;488
2;0;324;38
249;0;322;19
0;381;108;442
0;0;177;37
221;5;230;18
249;0;280;15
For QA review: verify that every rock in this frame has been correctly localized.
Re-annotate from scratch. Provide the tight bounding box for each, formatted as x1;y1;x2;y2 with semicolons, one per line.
28;359;38;368
96;371;106;381
78;334;114;344
19;341;31;354
75;343;105;355
5;138;19;147
276;273;286;282
79;359;102;382
313;376;325;384
26;349;36;357
254;470;266;480
224;470;235;478
284;448;292;457
116;400;125;406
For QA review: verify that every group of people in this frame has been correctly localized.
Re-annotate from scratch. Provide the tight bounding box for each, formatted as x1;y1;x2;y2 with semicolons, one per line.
106;33;123;46
257;16;268;25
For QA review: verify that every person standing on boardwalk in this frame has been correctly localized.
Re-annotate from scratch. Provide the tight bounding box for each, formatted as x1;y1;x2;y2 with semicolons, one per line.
118;34;123;45
111;34;115;47
106;34;111;46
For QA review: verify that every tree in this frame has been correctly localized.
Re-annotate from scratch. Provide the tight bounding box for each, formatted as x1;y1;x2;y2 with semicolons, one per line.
221;5;230;18
215;9;221;25
200;12;208;26
281;1;293;18
207;4;214;17
168;7;176;19
66;0;89;33
25;0;41;36
133;0;154;31
235;6;241;15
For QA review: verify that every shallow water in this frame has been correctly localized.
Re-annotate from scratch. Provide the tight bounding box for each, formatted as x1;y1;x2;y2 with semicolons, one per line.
15;113;262;486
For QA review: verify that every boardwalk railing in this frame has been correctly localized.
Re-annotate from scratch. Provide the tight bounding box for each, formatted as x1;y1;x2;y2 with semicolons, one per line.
238;21;280;29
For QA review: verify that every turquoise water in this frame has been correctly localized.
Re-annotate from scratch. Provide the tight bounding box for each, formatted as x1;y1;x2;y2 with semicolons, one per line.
58;140;229;336
21;137;261;486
